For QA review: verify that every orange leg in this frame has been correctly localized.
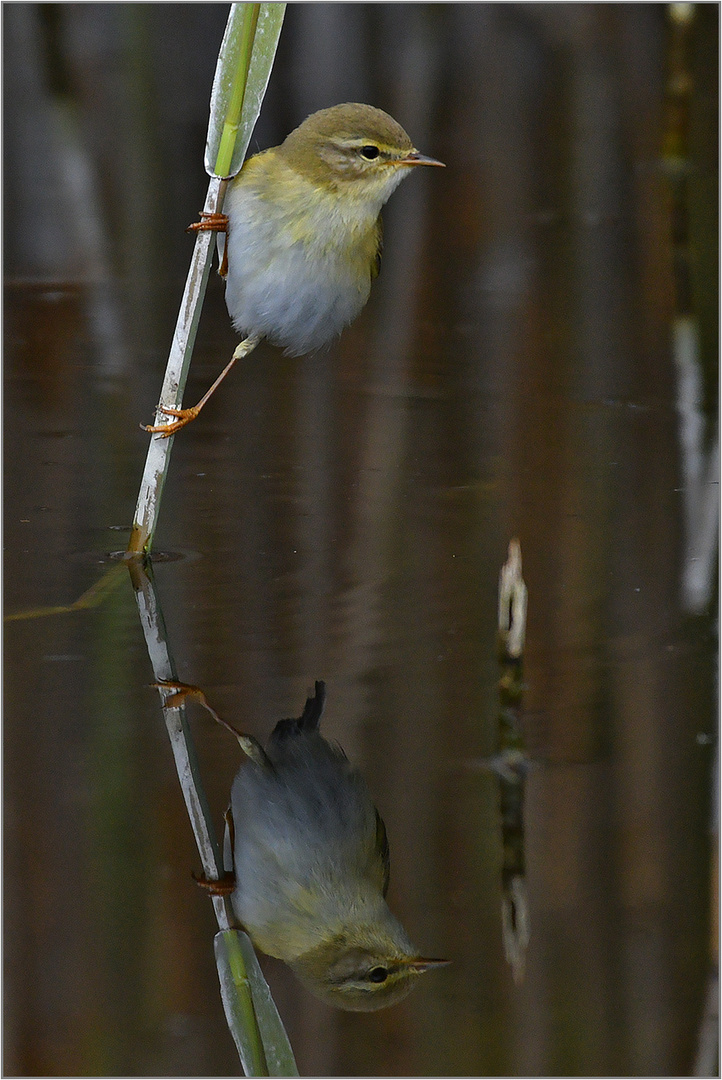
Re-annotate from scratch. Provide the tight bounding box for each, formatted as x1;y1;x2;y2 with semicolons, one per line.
152;679;269;766
142;333;262;437
152;679;243;738
187;212;229;275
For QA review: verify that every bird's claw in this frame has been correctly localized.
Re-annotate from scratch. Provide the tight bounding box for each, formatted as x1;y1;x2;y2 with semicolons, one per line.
192;870;237;896
151;679;207;709
142;405;200;437
186;211;228;234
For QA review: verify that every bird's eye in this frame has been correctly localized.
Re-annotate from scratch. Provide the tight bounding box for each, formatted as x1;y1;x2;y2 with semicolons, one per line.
360;145;380;160
368;966;388;983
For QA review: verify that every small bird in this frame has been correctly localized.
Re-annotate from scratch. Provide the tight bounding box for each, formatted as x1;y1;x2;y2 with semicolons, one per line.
145;103;444;436
161;679;448;1010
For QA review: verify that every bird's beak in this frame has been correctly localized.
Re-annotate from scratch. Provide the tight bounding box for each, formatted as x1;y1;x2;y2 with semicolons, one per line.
400;150;446;168
404;957;452;972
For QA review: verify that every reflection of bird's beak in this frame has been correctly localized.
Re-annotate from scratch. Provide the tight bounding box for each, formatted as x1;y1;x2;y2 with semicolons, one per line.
405;957;452;972
400;150;446;168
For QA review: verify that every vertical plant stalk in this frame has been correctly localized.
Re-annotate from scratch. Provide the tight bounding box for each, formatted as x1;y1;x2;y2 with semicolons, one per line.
215;5;260;177
127;558;297;1076
123;10;294;1067
127;559;228;890
663;3;719;615
126;173;227;555
496;539;530;985
127;3;285;556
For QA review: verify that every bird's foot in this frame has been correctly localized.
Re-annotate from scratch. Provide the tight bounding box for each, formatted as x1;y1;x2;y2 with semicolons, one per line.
142;404;200;437
186;211;228;234
186;211;229;274
151;679;207;708
192;870;237;896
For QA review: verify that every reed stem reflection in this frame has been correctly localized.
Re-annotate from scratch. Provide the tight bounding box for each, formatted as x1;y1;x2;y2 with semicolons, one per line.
125;557;297;1077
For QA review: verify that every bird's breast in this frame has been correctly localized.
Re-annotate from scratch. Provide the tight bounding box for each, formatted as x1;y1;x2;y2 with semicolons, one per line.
223;163;381;354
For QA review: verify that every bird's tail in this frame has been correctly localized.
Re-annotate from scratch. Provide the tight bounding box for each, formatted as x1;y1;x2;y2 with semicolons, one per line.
272;680;326;740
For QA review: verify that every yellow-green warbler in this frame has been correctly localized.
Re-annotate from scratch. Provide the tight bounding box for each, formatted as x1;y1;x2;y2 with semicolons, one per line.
146;103;444;436
161;680;448;1010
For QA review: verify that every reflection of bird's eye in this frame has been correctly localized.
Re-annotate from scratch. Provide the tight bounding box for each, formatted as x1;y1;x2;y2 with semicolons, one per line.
360;145;380;160
368;966;388;983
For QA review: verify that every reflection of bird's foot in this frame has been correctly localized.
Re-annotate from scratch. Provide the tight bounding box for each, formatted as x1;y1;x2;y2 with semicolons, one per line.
152;679;207;709
192;870;237;896
186;211;228;234
142;404;200;437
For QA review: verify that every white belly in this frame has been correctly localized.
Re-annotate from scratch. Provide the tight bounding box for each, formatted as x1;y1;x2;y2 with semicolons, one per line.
222;183;374;355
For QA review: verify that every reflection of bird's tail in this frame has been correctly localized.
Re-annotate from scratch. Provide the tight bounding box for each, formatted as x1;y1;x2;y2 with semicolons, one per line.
273;680;327;740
